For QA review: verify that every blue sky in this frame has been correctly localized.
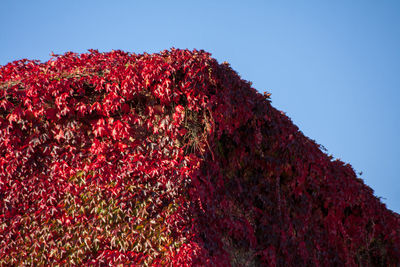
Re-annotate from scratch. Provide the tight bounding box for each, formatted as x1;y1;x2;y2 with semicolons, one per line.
1;0;399;213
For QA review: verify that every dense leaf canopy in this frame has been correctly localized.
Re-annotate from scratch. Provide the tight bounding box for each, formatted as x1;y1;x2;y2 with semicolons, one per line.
0;49;399;266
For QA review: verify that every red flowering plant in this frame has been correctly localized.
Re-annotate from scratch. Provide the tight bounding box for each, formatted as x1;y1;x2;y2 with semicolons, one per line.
0;49;399;266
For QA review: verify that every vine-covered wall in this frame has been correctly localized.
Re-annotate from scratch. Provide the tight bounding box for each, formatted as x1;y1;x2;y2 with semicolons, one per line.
0;49;399;266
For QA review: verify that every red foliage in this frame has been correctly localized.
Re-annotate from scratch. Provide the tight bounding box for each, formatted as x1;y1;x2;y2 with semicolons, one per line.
0;49;399;266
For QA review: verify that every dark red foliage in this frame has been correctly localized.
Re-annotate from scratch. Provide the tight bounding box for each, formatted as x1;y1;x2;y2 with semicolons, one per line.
0;49;399;266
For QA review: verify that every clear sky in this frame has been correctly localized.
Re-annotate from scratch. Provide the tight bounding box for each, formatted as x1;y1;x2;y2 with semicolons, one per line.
1;0;399;213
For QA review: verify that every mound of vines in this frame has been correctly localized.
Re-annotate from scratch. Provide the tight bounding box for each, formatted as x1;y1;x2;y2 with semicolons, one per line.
0;49;399;266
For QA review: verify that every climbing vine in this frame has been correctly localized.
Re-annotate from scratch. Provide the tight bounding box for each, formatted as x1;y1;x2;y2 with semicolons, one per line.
0;49;399;266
